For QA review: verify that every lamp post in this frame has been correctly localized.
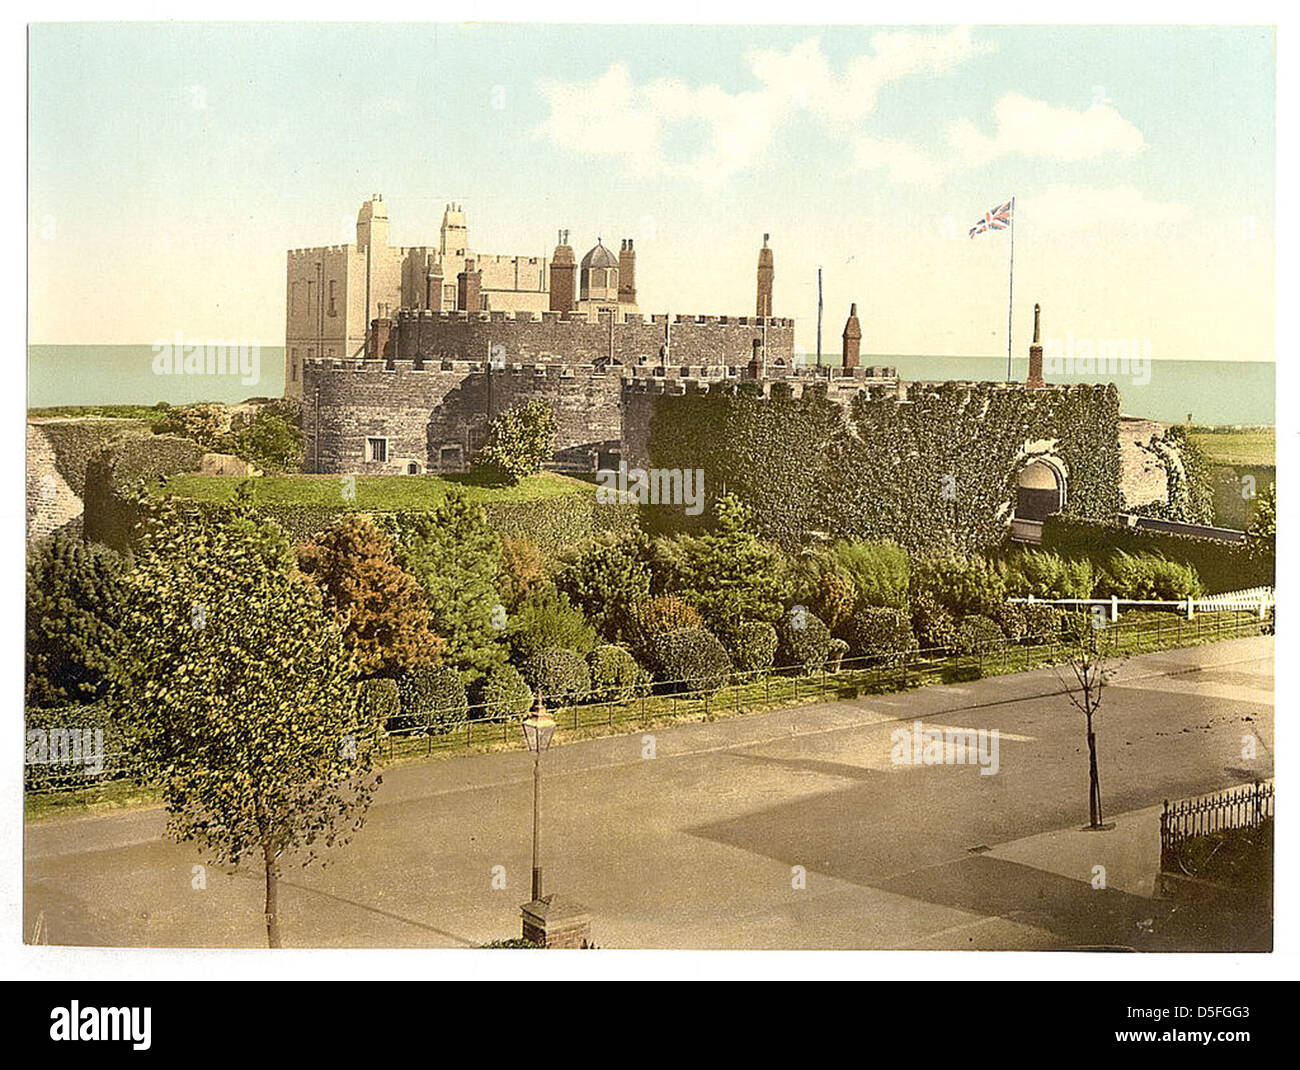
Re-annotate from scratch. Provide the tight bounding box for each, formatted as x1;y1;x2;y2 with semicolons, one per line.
520;690;555;902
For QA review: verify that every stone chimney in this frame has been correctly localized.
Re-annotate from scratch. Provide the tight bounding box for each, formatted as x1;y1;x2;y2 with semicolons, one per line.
842;303;862;370
756;233;773;318
369;303;393;359
1027;303;1045;388
549;229;576;312
458;258;483;312
426;260;444;311
618;238;637;306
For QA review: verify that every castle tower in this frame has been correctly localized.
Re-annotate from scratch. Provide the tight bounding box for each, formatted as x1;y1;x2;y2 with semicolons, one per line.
356;194;388;250
440;203;468;257
756;233;773;318
458;258;482;312
618;239;637;307
369;302;394;359
842;303;862;370
1027;303;1045;388
549;229;576;312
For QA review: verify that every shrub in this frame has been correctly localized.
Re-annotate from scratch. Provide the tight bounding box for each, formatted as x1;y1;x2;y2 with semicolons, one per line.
776;607;832;674
911;591;958;652
507;590;597;662
849;606;917;664
1095;551;1202;600
224;404;303;473
911;554;1006;617
993;601;1027;641
627;595;703;653
811;569;858;634
953;614;1004;656
497;536;550;611
825;541;910;608
1021;603;1063;643
481;664;533;719
359;678;401;727
588;645;647;703
1002;550;1095;599
555;535;652;641
720;620;778;675
521;648;591;706
396;667;469;735
26;532;127;708
645;627;732;694
471;400;556;484
24;702;134;792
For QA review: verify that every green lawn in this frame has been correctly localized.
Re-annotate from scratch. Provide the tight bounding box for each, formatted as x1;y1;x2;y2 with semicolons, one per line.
155;470;597;509
1188;427;1275;466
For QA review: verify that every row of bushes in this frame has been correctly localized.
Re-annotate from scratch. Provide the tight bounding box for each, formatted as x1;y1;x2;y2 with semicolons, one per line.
1001;549;1203;601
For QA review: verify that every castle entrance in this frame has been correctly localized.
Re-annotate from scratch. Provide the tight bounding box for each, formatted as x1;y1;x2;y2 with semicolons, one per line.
1011;457;1067;544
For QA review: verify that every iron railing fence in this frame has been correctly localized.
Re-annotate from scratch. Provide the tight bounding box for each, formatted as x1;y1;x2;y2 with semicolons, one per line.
25;607;1272;794
1160;781;1274;875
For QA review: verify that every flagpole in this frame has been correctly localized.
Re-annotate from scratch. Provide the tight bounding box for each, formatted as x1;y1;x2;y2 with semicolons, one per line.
1006;196;1015;381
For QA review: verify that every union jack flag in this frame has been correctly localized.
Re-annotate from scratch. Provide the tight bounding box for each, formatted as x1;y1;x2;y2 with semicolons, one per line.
969;199;1014;238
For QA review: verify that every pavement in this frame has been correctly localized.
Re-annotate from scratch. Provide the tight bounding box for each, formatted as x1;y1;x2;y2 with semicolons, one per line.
24;636;1273;950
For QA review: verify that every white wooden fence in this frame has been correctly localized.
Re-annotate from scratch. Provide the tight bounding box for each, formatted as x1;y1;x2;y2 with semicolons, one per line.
1008;586;1274;621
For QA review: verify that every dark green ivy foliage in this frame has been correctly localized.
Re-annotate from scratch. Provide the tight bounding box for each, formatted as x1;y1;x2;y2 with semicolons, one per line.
647;380;1121;553
26;532;128;708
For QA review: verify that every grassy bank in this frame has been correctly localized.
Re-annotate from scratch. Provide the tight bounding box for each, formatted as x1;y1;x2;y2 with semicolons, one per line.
154;471;598;510
1188;426;1275;466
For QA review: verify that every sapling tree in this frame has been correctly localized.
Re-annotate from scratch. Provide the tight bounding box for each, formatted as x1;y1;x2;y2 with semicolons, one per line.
1054;613;1119;830
114;494;381;946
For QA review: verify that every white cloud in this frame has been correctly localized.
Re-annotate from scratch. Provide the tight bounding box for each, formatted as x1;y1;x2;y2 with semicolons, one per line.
535;27;989;182
1020;186;1188;230
851;135;940;185
948;92;1145;166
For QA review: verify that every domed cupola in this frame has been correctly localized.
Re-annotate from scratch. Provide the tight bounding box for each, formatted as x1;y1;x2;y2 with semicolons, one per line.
580;238;620;303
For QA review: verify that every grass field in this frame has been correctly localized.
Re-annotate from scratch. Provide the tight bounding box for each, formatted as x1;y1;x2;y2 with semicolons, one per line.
155;470;597;509
1188;427;1275;466
28;404;168;421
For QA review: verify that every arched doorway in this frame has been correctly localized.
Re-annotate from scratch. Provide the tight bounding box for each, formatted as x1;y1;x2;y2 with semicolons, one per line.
1015;458;1066;522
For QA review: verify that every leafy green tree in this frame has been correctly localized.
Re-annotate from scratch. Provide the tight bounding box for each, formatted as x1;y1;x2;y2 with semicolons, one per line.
26;533;127;708
396;666;469;734
297;514;443;678
507;589;597;662
388;493;505;682
113;495;380;947
497;536;551;611
522;648;591;705
588;644;647;702
645;627;732;694
1248;482;1277;543
224;405;304;474
776;608;832;674
471;400;556;484
650;495;789;633
555;535;652;641
910;553;1006;617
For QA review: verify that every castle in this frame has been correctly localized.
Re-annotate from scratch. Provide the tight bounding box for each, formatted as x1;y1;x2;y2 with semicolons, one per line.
290;197;1107;547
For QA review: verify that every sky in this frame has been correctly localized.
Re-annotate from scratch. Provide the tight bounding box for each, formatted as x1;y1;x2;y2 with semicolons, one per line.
28;23;1275;360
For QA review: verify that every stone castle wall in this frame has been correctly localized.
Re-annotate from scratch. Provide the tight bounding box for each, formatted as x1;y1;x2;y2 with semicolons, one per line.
384;309;796;367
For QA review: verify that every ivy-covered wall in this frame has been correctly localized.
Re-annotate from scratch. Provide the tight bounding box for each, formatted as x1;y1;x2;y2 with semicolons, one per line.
638;380;1121;552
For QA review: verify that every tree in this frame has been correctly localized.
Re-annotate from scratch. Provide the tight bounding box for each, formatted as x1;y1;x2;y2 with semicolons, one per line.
26;532;127;708
497;536;550;611
471;400;556;484
650;495;789;633
555;535;652;641
114;495;380;947
507;589;597;662
297;514;443;678
387;493;505;682
1054;617;1119;830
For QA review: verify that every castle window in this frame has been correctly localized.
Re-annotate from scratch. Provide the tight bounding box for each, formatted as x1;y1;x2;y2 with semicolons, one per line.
328;280;337;317
366;437;389;463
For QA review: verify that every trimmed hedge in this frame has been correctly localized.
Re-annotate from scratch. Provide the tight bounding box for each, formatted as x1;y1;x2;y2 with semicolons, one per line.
953;614;1004;655
849;606;917;664
721;620;778;674
588;644;647;702
521;648;592;705
360;678;401;726
396;666;469;734
481;664;534;718
25;702;134;791
645;627;732;694
776;608;832;674
83;433;209;551
33;418;150;498
1041;516;1272;594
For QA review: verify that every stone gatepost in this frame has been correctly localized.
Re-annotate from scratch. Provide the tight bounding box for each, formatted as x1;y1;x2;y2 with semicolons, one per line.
521;895;593;949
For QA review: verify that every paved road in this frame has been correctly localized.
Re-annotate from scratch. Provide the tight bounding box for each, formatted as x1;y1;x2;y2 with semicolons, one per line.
25;637;1273;950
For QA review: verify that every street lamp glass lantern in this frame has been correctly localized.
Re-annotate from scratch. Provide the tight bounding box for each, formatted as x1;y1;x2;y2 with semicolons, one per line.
521;712;556;753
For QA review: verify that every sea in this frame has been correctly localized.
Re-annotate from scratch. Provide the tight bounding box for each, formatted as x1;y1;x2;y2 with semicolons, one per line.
27;345;1275;427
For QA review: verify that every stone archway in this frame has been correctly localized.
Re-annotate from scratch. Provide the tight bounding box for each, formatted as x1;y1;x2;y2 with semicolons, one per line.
1015;457;1067;522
